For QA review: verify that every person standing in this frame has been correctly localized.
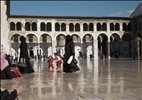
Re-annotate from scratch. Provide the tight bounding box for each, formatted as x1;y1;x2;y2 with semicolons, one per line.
63;35;75;73
19;36;34;74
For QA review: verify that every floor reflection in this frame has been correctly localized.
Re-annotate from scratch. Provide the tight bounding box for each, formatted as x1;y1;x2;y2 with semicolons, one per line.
1;58;142;100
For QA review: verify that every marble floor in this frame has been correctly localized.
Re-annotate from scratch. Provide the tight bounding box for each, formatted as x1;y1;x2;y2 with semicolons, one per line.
1;58;142;100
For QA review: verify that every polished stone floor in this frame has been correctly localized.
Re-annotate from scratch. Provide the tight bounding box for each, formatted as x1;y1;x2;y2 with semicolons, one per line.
1;58;142;100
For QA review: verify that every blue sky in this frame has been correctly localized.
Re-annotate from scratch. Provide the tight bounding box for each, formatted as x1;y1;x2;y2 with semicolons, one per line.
10;1;142;17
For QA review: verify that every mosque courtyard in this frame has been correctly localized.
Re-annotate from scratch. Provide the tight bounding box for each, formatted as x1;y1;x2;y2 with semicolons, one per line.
1;58;142;100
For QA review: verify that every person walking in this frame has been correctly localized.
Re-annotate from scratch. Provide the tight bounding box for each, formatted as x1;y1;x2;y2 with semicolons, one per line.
18;36;34;74
63;35;75;73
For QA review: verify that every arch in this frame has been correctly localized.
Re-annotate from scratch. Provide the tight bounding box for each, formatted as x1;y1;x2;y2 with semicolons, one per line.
61;23;66;31
69;23;74;31
25;22;30;31
97;23;101;31
40;22;45;31
10;22;15;30
47;22;52;31
89;23;94;31
11;34;21;43
110;23;114;31
56;34;66;47
102;23;107;31
110;33;121;58
26;34;38;43
122;33;132;58
32;22;37;31
83;23;88;31
55;23;60;31
82;34;94;59
16;22;21;31
122;33;131;41
123;22;127;31
128;22;132;31
115;23;120;31
75;23;80;31
40;34;52;43
110;33;121;42
72;34;81;43
97;33;108;58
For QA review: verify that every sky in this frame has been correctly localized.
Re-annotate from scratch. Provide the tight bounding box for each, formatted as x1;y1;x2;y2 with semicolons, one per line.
10;1;142;17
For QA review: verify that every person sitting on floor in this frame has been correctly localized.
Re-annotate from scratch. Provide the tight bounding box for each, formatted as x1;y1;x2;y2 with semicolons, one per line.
0;52;24;79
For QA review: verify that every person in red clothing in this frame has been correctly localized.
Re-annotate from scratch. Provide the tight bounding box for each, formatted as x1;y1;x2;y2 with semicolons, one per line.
47;56;54;71
54;53;62;71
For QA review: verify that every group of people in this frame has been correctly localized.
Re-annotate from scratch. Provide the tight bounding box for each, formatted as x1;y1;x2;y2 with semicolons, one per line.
47;35;79;73
0;34;79;99
47;52;63;71
0;36;34;100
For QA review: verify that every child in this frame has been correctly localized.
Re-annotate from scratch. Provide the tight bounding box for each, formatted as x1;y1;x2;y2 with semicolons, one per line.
54;53;62;71
47;56;54;71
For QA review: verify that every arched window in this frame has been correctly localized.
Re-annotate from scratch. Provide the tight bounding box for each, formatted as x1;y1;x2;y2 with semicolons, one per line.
55;23;60;31
110;23;114;31
97;23;101;31
40;22;45;31
32;22;37;31
16;22;21;31
102;23;107;31
69;23;74;31
123;23;127;31
128;22;131;31
61;23;66;31
115;23;120;31
83;23;88;31
47;22;52;31
25;22;30;31
10;22;15;30
89;23;94;31
75;23;80;31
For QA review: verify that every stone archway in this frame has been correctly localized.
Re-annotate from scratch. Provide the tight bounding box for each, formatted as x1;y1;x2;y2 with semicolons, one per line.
72;34;81;58
11;34;21;55
26;34;38;58
122;33;132;58
83;34;94;59
40;34;52;57
110;33;121;58
97;33;108;58
56;34;65;54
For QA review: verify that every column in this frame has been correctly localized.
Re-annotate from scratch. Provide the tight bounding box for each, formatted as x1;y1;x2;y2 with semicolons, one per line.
93;39;98;59
80;22;83;32
52;20;55;33
52;40;57;57
108;39;111;59
66;23;69;33
94;22;97;32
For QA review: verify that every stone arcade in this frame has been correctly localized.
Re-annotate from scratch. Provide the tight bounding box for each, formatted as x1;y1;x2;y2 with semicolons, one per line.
1;1;142;59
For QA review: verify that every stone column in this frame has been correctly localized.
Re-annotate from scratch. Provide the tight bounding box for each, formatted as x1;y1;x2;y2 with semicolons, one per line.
52;40;57;57
93;39;98;59
66;23;69;33
52;20;55;33
94;22;97;32
108;39;111;59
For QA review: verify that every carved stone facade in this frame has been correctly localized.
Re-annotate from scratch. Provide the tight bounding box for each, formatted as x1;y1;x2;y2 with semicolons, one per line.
1;1;142;59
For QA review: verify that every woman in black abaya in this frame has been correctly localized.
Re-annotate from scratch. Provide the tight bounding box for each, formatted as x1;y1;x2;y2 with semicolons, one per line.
19;36;34;74
63;35;75;73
